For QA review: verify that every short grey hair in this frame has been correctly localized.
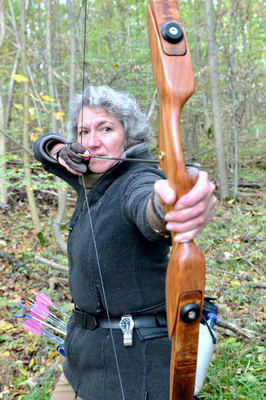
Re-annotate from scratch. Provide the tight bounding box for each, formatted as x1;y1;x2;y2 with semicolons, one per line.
68;85;154;145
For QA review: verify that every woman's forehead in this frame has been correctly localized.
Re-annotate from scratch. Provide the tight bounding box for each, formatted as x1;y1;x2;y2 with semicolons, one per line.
78;106;116;122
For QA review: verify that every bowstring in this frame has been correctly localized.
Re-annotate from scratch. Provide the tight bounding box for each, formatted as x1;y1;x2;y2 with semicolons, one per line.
80;2;125;399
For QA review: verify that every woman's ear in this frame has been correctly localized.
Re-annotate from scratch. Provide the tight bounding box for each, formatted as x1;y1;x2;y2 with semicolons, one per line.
124;137;136;149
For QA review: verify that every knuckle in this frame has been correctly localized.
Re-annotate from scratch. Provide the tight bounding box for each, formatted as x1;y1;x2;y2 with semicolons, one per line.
198;215;205;226
197;202;206;214
210;182;215;190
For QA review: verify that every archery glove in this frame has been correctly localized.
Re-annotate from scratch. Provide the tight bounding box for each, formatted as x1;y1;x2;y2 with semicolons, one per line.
51;142;88;173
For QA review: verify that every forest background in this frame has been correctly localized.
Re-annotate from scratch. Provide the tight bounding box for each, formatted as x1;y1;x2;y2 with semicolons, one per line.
0;0;265;399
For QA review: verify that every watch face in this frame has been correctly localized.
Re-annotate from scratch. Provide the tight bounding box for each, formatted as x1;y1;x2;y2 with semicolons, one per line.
120;317;131;331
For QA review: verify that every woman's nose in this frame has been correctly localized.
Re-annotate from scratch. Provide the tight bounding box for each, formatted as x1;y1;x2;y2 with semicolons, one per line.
82;131;101;148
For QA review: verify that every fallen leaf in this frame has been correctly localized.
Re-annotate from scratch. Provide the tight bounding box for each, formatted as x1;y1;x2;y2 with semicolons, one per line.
231;281;240;287
17;376;38;387
0;321;14;333
223;252;233;260
49;350;59;359
235;310;246;318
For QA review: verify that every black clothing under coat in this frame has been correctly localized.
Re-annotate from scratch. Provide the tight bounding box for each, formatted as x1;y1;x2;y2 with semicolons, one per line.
34;135;172;400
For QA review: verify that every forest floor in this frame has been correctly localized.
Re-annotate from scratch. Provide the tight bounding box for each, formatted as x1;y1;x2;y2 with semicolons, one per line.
0;148;265;399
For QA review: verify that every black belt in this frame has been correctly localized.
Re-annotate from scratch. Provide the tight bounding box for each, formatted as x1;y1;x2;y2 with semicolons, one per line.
73;309;167;330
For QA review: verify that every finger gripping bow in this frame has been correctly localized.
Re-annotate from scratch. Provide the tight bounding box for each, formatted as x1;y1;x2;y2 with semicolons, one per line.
147;1;206;399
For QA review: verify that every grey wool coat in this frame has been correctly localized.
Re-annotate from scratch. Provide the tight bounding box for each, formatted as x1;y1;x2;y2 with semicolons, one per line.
34;135;172;400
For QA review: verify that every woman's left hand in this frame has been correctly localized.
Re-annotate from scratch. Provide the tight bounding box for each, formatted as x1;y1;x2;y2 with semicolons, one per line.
154;170;216;243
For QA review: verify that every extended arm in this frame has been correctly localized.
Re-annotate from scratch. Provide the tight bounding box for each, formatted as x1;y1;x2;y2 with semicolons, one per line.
153;171;216;242
147;170;216;242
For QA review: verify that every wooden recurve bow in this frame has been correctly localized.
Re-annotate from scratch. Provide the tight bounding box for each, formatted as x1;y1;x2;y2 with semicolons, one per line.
147;1;206;399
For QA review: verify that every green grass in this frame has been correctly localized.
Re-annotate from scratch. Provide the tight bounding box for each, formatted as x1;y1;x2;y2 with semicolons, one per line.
200;339;266;399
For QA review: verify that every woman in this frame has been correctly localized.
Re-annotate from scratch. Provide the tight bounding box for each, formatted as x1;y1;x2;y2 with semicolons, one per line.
34;85;216;400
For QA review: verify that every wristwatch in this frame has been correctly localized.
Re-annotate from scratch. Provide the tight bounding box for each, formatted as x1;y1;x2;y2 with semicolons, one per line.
119;314;134;346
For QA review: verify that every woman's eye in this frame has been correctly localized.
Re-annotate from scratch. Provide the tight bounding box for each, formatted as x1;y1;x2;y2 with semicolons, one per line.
80;130;88;136
103;127;111;132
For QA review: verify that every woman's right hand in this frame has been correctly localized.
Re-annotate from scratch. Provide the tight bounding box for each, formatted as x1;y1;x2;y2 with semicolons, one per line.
50;142;88;175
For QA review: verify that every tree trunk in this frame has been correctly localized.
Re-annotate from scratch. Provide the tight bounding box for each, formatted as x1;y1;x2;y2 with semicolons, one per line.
5;51;20;128
231;7;240;199
202;92;211;134
66;0;77;139
46;0;57;134
147;88;157;121
0;88;7;206
20;0;43;241
184;104;192;161
0;0;7;205
46;0;67;255
0;0;5;46
205;0;229;199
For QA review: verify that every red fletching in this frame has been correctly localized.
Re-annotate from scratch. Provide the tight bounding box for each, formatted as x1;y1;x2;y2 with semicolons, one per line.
83;149;91;161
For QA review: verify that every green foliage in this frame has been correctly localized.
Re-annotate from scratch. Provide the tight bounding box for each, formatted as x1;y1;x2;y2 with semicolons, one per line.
1;0;265;202
37;232;46;246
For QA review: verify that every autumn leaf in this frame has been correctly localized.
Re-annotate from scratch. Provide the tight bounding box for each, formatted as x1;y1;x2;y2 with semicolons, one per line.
19;116;30;124
235;310;247;318
31;133;39;141
0;320;14;333
17;375;38;387
52;111;65;120
40;94;55;102
0;239;7;247
223;252;233;260
29;109;35;120
19;366;28;376
29;358;35;368
49;350;60;359
34;127;43;132
14;104;23;110
12;73;28;82
28;92;39;101
231;281;241;287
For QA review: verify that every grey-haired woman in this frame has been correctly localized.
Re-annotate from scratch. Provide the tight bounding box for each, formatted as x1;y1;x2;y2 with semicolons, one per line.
34;85;216;400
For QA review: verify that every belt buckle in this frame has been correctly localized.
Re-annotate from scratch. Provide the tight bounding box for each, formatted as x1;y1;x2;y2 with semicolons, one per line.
74;310;98;330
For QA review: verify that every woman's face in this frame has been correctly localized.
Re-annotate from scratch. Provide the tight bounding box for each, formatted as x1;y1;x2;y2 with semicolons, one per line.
77;107;126;173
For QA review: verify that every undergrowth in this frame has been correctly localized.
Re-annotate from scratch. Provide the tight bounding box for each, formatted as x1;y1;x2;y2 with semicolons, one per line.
0;144;265;399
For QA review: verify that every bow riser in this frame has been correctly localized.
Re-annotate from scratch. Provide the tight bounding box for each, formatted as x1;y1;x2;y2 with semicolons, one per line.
148;1;206;399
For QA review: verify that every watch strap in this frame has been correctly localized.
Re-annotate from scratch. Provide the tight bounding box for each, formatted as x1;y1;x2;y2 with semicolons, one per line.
123;331;133;346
